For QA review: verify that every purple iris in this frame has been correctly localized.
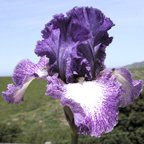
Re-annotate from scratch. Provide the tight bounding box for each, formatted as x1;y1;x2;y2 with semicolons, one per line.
35;7;114;82
2;7;143;137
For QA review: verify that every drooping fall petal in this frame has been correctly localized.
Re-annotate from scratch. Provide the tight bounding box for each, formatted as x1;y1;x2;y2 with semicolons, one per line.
2;56;48;103
46;71;121;137
112;68;143;107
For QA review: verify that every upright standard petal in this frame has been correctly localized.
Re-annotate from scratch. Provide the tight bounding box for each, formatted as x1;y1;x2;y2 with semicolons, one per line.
66;7;114;42
46;71;121;137
2;56;49;103
112;68;143;107
35;7;114;82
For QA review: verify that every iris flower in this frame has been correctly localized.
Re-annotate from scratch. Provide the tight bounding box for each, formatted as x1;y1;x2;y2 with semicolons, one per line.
2;7;143;140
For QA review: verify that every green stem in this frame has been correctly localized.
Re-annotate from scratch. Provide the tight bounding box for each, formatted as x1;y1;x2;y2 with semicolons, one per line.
71;133;79;144
63;106;79;144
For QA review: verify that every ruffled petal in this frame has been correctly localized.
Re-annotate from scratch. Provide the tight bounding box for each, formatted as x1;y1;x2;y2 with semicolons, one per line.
2;56;49;103
67;7;114;42
35;7;114;82
112;68;143;107
13;59;35;85
35;29;60;63
13;56;48;85
46;75;65;99
46;71;121;137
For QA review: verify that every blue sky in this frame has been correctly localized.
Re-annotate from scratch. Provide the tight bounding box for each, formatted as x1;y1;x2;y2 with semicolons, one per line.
0;0;144;76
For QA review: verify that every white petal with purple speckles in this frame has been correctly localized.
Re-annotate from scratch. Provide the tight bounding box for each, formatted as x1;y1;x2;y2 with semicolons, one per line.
46;71;121;137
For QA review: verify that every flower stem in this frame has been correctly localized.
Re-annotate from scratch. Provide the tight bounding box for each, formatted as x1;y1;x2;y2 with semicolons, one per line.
63;106;79;144
71;133;79;144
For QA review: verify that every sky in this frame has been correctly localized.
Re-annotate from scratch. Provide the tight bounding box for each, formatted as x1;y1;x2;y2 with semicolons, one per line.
0;0;144;76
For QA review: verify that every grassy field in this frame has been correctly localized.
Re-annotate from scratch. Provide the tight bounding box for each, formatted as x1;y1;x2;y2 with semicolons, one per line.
0;78;72;143
0;68;144;144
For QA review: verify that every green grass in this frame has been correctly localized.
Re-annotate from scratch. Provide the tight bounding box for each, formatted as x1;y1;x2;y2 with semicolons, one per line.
0;68;144;144
0;77;71;143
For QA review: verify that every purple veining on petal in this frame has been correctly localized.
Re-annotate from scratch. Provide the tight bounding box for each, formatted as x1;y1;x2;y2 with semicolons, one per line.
112;68;143;107
46;75;65;99
13;59;35;85
46;71;121;137
35;29;60;63
35;7;114;82
13;56;49;85
66;7;114;42
2;56;49;103
35;56;49;79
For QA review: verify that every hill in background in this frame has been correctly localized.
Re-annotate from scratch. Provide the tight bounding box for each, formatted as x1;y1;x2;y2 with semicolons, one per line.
123;61;144;80
123;61;144;69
